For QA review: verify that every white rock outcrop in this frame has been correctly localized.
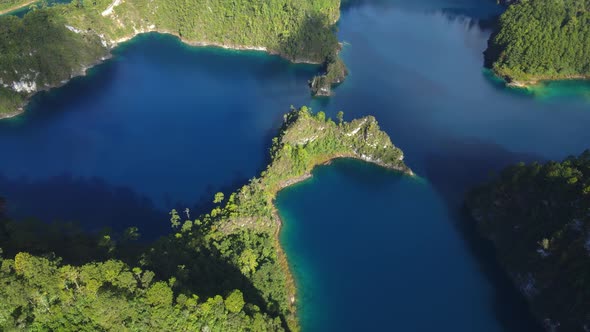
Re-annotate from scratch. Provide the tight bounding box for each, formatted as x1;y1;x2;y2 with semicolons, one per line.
11;80;37;93
65;25;82;34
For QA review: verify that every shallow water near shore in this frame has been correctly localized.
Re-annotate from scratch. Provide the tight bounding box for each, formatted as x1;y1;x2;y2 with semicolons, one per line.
2;0;590;330
283;1;589;330
277;159;538;331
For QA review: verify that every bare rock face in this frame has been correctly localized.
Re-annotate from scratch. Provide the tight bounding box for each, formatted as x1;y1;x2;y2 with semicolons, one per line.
310;55;348;97
310;75;332;96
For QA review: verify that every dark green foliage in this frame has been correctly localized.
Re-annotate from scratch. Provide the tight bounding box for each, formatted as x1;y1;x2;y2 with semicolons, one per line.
0;0;343;115
61;0;340;63
486;0;590;83
0;0;33;13
467;151;590;330
0;107;409;331
0;252;282;330
0;87;24;116
0;8;108;114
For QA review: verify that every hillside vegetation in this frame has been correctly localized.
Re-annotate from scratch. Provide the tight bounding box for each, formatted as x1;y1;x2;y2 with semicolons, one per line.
0;107;410;330
0;252;283;331
0;0;33;14
467;151;590;330
485;0;590;84
0;0;342;116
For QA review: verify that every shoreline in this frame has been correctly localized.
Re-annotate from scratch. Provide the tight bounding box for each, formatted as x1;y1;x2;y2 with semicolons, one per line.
116;29;324;65
0;108;24;120
497;72;590;89
0;30;324;120
1;54;113;120
0;101;409;330
0;0;35;15
270;155;414;329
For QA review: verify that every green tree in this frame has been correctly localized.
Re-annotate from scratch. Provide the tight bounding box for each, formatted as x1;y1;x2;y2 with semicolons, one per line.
486;0;590;83
224;289;245;313
146;282;173;307
169;209;181;228
316;111;326;122
213;192;225;204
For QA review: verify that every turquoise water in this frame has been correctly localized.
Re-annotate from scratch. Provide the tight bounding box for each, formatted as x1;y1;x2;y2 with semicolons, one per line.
2;0;70;17
2;0;590;330
277;159;537;331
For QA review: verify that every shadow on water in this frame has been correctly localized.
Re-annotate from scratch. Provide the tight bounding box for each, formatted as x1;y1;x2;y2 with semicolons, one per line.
423;137;545;331
0;175;278;324
455;209;544;332
0;172;168;240
423;136;544;204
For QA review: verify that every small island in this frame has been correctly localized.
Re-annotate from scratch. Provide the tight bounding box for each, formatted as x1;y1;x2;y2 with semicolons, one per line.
0;106;411;331
485;0;590;87
310;53;348;97
0;0;346;118
466;152;590;331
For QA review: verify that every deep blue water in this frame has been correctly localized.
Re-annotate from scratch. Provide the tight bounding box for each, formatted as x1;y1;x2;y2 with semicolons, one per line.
2;0;590;330
0;34;317;236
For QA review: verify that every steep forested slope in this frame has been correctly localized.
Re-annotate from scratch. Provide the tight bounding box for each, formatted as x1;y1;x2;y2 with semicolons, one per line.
467;152;590;330
0;0;342;116
486;0;590;85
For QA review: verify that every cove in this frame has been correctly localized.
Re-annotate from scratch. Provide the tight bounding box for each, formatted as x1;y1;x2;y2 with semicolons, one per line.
0;32;318;237
277;159;537;331
1;0;590;331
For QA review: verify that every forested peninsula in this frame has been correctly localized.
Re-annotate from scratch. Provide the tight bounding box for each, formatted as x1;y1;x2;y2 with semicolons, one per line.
485;0;590;86
0;0;345;118
467;152;590;331
0;107;411;331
